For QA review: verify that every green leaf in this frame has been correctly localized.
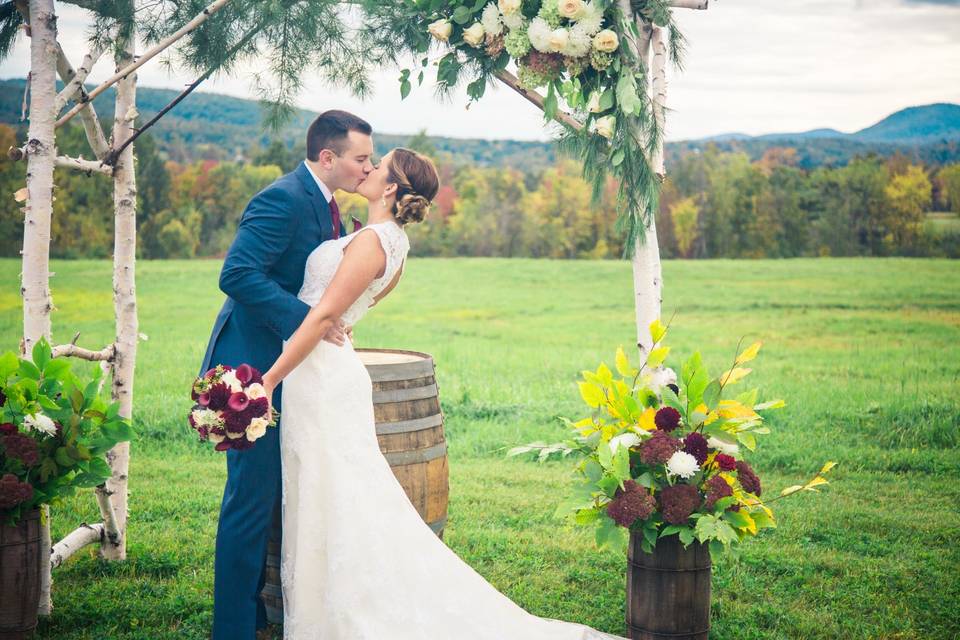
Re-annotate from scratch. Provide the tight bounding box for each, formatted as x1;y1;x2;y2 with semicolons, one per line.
597;440;613;469
466;77;486;101
87;457;112;480
611;150;625;166
615;72;640;115
678;526;695;547
43;359;71;380
54;447;75;468
722;509;752;529
598;88;614;111
646;346;670;368
18;359;41;381
633;472;654;488
612;444;630;481
32;338;51;370
737;431;757;452
702;380;722;410
642;525;658;548
400;79;411;99
584;459;603;483
544;82;558;120
661;385;684;414
451;5;473;24
595;514;627;550
597;474;621;498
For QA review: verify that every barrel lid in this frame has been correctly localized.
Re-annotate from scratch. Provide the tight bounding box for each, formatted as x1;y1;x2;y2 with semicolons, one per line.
356;348;435;380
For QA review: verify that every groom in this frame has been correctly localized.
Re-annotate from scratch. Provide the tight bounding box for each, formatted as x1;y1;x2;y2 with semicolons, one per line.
199;110;375;640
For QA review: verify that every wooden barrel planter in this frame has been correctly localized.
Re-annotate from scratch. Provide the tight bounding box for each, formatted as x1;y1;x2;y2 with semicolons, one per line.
0;509;42;640
261;348;450;625
626;532;711;640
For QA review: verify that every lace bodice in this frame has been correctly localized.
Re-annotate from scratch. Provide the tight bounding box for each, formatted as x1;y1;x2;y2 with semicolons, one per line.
297;221;409;326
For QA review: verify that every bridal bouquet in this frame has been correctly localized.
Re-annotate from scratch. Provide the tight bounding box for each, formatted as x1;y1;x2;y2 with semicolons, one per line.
189;364;276;451
509;320;836;557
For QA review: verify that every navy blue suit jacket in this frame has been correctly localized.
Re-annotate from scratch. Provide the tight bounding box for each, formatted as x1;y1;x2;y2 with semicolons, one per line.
200;162;346;395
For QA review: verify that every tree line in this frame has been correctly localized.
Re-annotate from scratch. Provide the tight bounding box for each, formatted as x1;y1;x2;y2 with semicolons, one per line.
1;124;958;260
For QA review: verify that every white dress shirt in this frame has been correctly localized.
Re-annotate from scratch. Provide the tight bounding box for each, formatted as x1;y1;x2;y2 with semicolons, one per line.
304;161;334;204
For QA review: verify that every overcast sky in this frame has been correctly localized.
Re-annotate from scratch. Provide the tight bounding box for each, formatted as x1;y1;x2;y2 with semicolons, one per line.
2;0;959;141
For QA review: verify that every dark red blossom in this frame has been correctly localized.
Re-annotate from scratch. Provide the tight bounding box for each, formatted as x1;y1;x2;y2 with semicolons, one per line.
704;475;733;510
236;364;254;385
0;473;33;510
654;407;681;432
736;460;762;496
224;412;248;434
683;432;709;465
228;392;250;412
659;484;700;525
245;397;269;418
0;422;16;436
606;480;656;527
207;383;232;412
2;433;40;467
715;453;736;471
640;430;681;465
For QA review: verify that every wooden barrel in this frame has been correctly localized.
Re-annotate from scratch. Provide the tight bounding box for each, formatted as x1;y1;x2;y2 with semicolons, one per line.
0;509;42;640
261;348;449;625
626;533;711;640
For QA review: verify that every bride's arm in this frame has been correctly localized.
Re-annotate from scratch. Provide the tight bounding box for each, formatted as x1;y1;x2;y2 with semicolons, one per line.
261;230;387;395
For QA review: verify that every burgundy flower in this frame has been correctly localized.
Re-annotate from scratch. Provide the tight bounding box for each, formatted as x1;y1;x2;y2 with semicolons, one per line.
654;407;681;432
227;392;250;413
683;432;709;465
197;392;210;407
236;364;254;385
715;453;736;472
606;480;657;527
207;383;232;412
214;440;233;452
204;368;219;380
224;412;248;434
704;475;733;510
639;430;681;465
736;460;762;496
0;422;16;436
2;433;40;467
230;437;255;451
244;397;269;419
0;473;34;510
659;484;700;525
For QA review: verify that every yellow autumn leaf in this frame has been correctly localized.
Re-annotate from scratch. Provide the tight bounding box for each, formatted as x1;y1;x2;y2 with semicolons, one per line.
647;346;670;369
754;398;786;411
717;400;759;420
596;363;614;386
720;367;752;386
740;510;758;534
804;477;830;490
734;341;763;365
649;318;667;344
638;406;657;431
780;485;803;497
820;461;838;475
615;346;636;378
578;381;605;408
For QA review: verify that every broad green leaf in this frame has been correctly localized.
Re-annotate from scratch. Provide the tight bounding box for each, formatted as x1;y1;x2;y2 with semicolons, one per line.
737;431;757;451
43;359;72;380
597;474;621;498
722;509;754;530
544;82;558;119
32;338;51;370
598;88;614;111
584;459;603;483
702;380;722;410
451;5;473;23
612;444;630;481
597;440;613;469
678;526;695;547
18;360;41;381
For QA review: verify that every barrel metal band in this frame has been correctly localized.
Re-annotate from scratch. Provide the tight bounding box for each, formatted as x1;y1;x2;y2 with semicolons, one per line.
626;622;711;637
382;442;447;466
373;383;438;404
376;413;443;435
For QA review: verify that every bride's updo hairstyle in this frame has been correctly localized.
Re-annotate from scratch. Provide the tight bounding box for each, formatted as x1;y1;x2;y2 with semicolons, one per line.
387;148;440;225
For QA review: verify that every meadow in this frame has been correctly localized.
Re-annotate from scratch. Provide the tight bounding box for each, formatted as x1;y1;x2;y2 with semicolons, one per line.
1;257;957;639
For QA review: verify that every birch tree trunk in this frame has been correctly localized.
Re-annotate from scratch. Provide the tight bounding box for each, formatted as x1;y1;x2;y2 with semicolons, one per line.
100;30;139;561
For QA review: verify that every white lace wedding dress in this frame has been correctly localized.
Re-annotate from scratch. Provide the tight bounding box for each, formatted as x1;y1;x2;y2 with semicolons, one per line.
279;221;626;639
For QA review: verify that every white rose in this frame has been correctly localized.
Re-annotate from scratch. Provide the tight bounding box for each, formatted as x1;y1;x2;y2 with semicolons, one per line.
463;22;486;47
593;28;619;53
246;383;267;400
247;417;269;441
586;91;602;113
209;430;225;444
666;451;700;479
558;0;584;20
548;28;569;53
219;370;242;393
498;0;521;16
24;413;57;436
428;19;453;42
591;115;616;139
707;437;740;457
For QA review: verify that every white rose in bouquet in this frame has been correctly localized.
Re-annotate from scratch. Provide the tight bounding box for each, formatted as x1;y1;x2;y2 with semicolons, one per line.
593;28;619;53
220;370;243;393
246;383;268;400
428;18;453;42
463;22;486;47
558;0;584;20
247;417;270;441
548;28;569;53
498;0;521;16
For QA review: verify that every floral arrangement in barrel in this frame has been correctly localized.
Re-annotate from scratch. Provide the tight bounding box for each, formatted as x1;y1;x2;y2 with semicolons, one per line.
509;320;836;557
391;0;685;250
0;338;133;525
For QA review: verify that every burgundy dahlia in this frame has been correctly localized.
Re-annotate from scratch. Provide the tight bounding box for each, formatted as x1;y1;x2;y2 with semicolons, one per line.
1;433;40;467
736;460;762;496
207;383;232;412
0;422;16;436
640;430;681;465
704;474;733;510
245;397;270;419
683;432;709;465
0;473;33;510
654;407;681;432
715;453;736;472
606;480;656;527
224;411;249;434
659;484;701;525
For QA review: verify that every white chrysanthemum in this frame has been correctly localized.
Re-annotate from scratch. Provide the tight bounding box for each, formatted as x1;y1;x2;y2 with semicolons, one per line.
609;432;641;452
499;0;521;16
563;23;592;57
527;17;553;52
220;370;242;393
481;3;503;36
666;451;700;479
577;1;604;35
247;417;270;441
23;413;57;436
707;437;740;457
502;11;524;30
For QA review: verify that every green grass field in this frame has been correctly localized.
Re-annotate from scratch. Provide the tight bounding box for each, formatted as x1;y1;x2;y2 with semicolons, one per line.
1;257;958;640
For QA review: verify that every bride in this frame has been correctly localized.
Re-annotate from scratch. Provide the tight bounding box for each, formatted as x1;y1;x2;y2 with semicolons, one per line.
260;147;625;640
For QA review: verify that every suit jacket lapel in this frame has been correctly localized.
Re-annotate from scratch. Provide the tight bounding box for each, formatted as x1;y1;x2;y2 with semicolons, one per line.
295;161;333;239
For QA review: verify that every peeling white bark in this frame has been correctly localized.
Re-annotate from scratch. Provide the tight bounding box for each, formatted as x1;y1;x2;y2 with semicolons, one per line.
50;523;104;570
55;154;112;175
51;342;114;361
54;43;109;159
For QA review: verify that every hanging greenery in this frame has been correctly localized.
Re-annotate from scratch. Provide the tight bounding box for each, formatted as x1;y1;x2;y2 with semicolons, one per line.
364;0;685;253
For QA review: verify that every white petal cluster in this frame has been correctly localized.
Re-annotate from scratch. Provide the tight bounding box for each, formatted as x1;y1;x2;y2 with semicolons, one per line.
666;451;700;479
577;1;604;35
23;413;57;436
498;0;521;15
502;12;524;29
707;437;740;457
481;3;504;37
528;17;553;53
593;28;619;53
220;370;242;393
563;23;593;57
247;417;270;441
609;432;641;452
428;18;453;42
590;115;616;139
192;409;223;428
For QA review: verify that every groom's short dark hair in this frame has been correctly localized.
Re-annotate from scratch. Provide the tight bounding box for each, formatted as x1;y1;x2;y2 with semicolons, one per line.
306;110;372;161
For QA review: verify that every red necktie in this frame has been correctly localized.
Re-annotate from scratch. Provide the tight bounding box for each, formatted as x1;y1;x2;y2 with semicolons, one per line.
329;196;341;240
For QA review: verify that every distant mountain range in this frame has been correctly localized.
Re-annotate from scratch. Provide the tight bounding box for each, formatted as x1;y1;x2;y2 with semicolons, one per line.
2;78;957;169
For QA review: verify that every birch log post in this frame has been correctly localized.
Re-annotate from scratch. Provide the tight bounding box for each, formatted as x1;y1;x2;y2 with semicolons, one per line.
100;31;139;562
21;0;57;616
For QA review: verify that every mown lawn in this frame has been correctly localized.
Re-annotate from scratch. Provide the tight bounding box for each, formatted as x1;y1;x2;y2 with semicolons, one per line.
1;257;957;639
